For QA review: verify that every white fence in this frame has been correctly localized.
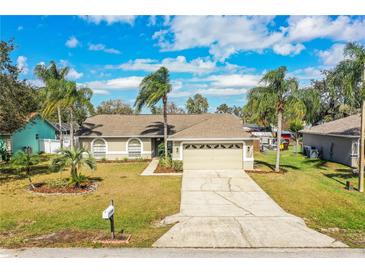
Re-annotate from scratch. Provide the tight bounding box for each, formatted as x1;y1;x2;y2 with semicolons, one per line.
39;139;71;154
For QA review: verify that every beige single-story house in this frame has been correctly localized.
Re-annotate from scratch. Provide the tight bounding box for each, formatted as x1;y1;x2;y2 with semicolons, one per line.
301;114;360;168
78;114;255;170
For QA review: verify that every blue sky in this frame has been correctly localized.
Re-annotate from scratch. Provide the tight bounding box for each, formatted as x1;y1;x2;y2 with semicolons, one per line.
1;15;365;112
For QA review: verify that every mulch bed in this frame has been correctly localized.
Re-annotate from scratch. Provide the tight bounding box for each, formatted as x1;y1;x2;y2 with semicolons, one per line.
246;168;286;174
93;233;132;244
29;182;97;194
154;164;180;173
97;159;150;163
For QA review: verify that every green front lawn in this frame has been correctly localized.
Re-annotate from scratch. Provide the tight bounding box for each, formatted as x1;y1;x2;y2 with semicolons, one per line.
249;148;365;247
0;158;181;248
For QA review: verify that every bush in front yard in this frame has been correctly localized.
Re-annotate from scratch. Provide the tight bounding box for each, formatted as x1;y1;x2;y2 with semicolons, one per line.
171;160;183;172
159;157;183;172
159;156;172;168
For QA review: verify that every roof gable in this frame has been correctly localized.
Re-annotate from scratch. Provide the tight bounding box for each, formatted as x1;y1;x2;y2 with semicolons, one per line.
78;114;252;139
301;113;360;137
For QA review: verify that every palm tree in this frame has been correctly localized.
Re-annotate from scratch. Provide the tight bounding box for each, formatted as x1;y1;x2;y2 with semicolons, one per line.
250;66;299;172
34;61;69;148
41;80;93;149
134;67;171;158
63;81;94;149
50;147;96;188
11;150;40;188
342;43;365;192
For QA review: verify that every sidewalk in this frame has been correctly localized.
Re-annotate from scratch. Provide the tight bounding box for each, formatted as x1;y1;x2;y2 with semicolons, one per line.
1;248;364;258
141;158;182;176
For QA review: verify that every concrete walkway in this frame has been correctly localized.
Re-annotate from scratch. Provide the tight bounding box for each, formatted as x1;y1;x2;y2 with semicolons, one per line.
153;170;346;248
141;158;182;176
141;158;159;175
1;248;363;258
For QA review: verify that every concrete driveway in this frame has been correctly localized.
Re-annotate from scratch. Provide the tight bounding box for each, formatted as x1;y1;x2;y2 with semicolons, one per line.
153;170;346;248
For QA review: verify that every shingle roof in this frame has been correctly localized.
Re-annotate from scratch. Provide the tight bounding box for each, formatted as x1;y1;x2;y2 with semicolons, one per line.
167;114;251;139
78;114;252;139
301;113;360;138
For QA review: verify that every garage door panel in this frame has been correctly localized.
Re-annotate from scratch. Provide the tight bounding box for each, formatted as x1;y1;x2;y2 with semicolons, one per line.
183;144;243;170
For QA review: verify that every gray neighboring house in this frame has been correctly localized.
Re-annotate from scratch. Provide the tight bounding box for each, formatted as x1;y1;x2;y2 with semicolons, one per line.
78;113;255;170
301;114;360;168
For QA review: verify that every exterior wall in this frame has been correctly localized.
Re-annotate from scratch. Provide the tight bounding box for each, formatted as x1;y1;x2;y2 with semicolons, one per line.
303;133;357;168
79;137;153;160
243;140;254;170
172;141;182;160
172;139;255;170
11;117;56;154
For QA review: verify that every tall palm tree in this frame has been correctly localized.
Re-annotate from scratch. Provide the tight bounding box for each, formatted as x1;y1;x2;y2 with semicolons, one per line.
41;80;93;149
343;43;365;192
34;61;69;148
134;67;171;158
250;66;299;172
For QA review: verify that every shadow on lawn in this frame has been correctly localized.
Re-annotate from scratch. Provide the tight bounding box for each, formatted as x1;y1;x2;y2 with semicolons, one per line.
302;158;330;170
0;164;56;184
255;160;300;173
322;168;358;190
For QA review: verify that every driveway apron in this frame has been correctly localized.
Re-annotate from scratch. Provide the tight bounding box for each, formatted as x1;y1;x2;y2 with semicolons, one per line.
153;170;346;248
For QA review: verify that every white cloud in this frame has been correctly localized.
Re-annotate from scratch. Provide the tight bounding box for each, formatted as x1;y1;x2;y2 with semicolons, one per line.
67;68;83;80
88;43;121;54
114;56;216;74
148;16;157;26
92;89;110;95
79;15;136;25
205;74;261;88
290;67;323;81
317;43;346;67
16;56;28;74
272;43;305;56
65;36;79;48
170;87;247;98
153;16;365;61
83;76;143;91
286;16;365;43
153;16;284;61
27;79;44;88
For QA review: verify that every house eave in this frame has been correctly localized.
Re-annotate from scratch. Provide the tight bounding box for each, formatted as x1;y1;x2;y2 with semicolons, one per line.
78;135;165;138
167;137;258;141
301;132;359;139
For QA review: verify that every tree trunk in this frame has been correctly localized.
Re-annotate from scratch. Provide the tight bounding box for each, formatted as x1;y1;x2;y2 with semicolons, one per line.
359;64;365;192
70;108;74;149
296;137;299;155
57;106;64;149
275;110;282;172
163;95;168;159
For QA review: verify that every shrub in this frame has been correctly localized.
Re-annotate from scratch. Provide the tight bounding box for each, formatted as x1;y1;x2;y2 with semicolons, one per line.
172;160;183;172
11;150;40;188
47;178;68;188
159;156;172;168
50;148;96;188
158;142;171;158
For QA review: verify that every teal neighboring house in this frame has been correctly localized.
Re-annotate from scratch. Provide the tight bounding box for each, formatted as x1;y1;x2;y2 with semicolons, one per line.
1;113;57;154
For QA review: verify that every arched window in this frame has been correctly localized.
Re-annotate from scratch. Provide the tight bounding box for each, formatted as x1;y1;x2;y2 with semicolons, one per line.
128;138;142;158
92;138;106;159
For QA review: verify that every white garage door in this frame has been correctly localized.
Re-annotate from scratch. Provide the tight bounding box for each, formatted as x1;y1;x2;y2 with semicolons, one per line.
183;143;243;170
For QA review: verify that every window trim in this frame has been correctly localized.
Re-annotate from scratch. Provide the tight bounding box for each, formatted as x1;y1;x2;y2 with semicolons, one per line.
126;137;143;158
91;138;108;158
351;139;360;157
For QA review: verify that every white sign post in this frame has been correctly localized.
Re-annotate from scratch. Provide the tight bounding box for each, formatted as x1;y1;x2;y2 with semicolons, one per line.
102;200;115;239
